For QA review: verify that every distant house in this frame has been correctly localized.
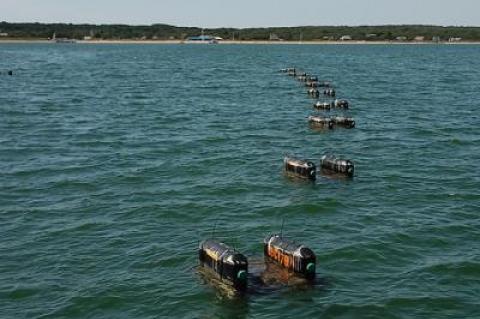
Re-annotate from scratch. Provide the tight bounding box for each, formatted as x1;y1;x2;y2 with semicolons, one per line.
449;37;462;42
83;36;92;40
269;33;283;41
432;36;441;42
0;32;8;37
395;36;407;41
414;36;425;41
366;33;377;39
340;35;352;41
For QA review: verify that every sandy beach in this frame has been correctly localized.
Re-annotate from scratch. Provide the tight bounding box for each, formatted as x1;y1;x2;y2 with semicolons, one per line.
1;39;479;45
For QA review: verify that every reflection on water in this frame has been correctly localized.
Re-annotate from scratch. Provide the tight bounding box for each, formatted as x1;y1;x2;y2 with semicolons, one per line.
283;167;355;184
197;257;327;300
197;266;246;299
320;168;355;181
283;171;317;185
309;122;333;133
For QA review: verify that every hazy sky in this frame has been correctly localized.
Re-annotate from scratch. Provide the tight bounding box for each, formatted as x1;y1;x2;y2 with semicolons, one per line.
1;0;478;27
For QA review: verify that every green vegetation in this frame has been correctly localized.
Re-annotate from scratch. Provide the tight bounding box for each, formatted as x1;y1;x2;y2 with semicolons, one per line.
1;22;480;41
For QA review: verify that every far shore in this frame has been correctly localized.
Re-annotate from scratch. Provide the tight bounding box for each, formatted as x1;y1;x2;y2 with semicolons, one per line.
1;39;480;45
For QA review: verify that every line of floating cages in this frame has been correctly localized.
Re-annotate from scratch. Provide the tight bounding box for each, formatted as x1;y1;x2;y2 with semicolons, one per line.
282;68;328;86
281;68;356;174
196;68;357;296
198;235;317;293
284;155;354;180
284;68;355;132
281;67;350;106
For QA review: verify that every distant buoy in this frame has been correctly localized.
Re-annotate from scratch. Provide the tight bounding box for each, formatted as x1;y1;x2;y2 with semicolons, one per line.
7;70;13;76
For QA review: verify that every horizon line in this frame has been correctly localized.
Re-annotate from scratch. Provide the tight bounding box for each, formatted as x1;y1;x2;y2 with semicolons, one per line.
2;21;480;29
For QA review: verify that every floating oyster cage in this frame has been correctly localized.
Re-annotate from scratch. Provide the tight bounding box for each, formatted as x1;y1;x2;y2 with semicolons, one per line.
198;239;248;291
308;115;334;129
308;88;320;98
323;88;336;97
334;99;349;108
320;155;354;177
331;116;355;128
313;100;333;110
305;81;332;88
264;234;316;279
283;156;317;180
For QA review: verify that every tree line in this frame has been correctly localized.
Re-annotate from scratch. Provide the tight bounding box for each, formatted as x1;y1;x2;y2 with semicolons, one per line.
1;22;479;41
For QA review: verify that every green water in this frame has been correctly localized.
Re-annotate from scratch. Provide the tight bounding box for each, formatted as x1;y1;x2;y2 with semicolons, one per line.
1;43;479;318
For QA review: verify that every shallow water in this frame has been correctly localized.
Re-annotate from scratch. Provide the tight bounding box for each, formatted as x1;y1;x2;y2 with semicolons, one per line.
1;43;479;318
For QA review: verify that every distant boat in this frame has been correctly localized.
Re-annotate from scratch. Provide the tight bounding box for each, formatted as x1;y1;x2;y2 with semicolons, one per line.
185;29;221;44
51;32;77;44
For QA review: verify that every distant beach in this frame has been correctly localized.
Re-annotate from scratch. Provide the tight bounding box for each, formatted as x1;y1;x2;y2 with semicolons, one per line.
1;39;480;45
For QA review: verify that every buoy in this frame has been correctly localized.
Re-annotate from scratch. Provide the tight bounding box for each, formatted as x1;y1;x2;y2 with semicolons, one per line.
264;234;316;279
331;116;355;128
308;116;334;129
284;156;316;180
320;155;354;177
313;101;333;110
334;99;349;109
198;239;248;291
7;70;13;76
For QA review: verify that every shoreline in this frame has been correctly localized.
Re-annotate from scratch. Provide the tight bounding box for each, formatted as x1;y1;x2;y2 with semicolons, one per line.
1;39;480;45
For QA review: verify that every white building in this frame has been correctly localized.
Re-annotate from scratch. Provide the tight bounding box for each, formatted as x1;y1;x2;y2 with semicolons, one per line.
448;37;462;42
269;33;283;41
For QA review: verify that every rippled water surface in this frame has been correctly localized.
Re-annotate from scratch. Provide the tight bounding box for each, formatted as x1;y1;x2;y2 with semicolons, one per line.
1;43;479;318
